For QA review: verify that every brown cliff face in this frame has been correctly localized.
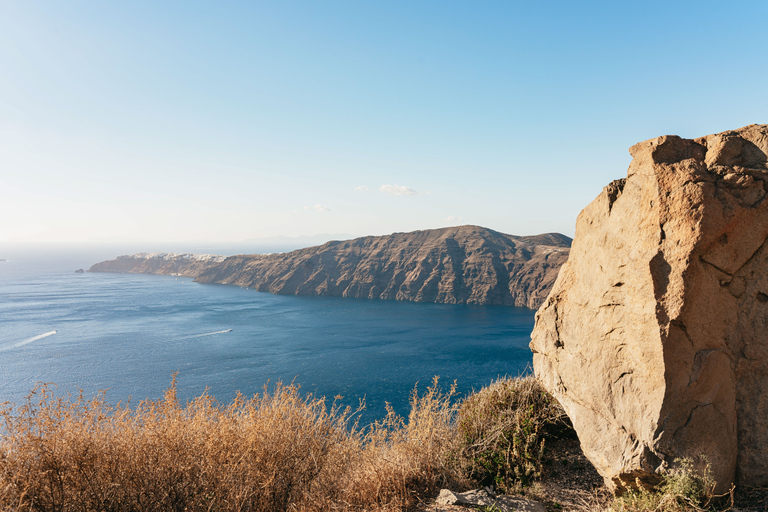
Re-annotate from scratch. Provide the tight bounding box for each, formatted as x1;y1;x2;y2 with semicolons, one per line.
90;226;570;309
530;124;768;493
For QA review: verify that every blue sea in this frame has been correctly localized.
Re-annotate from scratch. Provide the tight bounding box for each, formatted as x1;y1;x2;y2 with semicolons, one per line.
0;246;536;424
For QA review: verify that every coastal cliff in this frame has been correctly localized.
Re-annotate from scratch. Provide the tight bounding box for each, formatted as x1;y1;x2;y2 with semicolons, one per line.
90;226;570;309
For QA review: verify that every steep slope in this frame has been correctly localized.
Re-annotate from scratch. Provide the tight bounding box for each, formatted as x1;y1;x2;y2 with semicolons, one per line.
90;226;570;309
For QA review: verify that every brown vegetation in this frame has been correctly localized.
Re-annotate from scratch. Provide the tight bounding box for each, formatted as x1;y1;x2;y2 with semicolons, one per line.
0;376;465;512
455;376;572;491
2;375;762;512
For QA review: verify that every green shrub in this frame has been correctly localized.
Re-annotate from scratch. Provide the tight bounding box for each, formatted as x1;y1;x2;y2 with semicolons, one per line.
455;376;571;491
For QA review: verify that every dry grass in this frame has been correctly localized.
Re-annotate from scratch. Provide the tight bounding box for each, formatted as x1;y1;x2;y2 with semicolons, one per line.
13;374;746;512
0;376;464;512
340;378;468;510
609;458;717;512
455;376;570;492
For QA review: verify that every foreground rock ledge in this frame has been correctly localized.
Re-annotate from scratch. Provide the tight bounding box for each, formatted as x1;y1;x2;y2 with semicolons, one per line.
530;124;768;493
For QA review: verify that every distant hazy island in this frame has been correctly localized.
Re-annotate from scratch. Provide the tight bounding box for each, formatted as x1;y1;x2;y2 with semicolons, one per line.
90;225;570;309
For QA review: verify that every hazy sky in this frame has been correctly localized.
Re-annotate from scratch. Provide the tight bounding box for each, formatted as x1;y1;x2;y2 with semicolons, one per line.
2;1;766;247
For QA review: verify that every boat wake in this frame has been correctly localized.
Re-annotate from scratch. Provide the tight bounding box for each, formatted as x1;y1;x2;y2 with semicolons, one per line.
182;329;233;339
0;330;58;352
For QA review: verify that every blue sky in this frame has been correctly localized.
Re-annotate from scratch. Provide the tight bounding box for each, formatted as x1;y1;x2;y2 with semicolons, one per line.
1;1;766;246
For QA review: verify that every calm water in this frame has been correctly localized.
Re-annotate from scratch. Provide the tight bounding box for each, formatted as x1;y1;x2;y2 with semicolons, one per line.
0;248;536;424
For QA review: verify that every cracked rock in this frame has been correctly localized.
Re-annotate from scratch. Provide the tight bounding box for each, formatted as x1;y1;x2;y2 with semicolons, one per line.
530;125;768;494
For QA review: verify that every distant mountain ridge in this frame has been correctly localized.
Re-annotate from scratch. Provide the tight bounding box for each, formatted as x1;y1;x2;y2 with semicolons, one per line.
89;226;571;309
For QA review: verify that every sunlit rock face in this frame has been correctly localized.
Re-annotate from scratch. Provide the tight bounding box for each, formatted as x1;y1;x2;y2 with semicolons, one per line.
531;125;768;493
91;226;571;309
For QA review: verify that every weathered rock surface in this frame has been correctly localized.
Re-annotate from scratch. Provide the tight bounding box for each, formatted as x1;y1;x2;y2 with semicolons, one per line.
90;226;570;309
530;124;768;493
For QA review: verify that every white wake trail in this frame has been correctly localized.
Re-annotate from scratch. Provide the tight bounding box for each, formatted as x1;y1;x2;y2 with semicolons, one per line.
182;329;233;339
0;330;57;351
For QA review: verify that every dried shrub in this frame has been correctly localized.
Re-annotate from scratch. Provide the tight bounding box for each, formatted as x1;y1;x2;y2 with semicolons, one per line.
0;376;463;512
0;377;358;512
612;458;716;512
341;377;467;510
455;375;571;492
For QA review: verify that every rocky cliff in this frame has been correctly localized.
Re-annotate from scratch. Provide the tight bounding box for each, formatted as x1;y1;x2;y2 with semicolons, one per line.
89;226;570;309
530;124;768;493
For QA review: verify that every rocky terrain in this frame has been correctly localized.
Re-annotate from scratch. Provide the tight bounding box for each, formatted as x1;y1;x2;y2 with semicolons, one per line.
89;225;570;309
531;124;768;493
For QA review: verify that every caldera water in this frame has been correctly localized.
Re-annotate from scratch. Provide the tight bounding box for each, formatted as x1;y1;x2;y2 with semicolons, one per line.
0;246;536;424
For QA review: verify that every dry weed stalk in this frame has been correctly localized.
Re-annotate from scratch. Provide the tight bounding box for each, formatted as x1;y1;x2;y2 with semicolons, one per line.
0;376;463;512
340;377;466;511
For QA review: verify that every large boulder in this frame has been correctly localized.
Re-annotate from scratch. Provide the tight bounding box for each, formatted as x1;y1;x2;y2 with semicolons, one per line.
530;124;768;493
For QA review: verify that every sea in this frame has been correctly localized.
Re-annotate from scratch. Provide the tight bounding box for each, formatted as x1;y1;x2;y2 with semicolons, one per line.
0;245;536;425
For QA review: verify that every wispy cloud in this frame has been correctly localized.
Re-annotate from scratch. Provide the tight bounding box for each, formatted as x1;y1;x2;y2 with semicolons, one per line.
445;215;463;223
304;204;330;213
354;185;370;192
380;184;417;196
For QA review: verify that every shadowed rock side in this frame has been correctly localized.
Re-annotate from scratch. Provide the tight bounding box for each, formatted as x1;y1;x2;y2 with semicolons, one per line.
530;124;768;493
90;226;570;309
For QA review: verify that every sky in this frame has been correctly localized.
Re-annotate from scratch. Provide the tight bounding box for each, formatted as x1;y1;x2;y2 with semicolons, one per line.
1;1;767;248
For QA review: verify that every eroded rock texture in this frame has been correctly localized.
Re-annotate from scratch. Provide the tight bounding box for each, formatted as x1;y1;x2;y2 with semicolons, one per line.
530;124;768;493
91;226;570;309
195;226;569;308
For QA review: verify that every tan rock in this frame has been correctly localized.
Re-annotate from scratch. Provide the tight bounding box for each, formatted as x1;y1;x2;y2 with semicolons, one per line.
530;125;768;493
